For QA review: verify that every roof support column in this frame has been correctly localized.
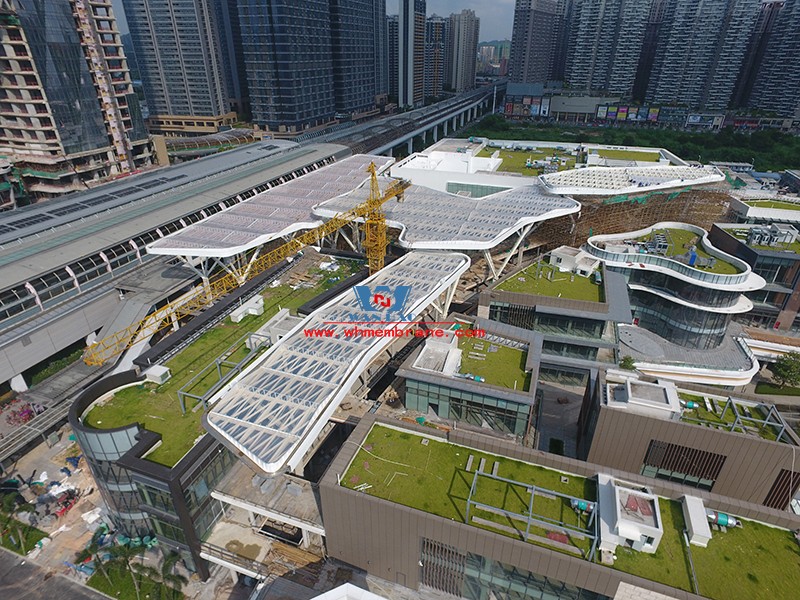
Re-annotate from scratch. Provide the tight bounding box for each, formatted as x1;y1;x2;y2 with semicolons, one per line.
483;249;499;280
495;223;535;280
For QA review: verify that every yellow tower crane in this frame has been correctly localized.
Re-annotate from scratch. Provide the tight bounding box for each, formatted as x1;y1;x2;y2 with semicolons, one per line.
83;163;408;366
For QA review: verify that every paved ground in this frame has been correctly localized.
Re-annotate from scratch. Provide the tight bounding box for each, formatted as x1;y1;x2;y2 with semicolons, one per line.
0;547;110;600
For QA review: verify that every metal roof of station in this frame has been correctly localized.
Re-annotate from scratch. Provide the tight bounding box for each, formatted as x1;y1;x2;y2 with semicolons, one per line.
146;154;392;257
204;251;470;474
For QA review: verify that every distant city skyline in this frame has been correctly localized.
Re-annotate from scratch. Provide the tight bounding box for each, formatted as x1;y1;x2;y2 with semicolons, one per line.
388;0;513;40
111;1;513;41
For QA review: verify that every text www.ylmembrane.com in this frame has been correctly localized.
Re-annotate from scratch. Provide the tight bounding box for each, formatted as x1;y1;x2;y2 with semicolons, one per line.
303;327;486;339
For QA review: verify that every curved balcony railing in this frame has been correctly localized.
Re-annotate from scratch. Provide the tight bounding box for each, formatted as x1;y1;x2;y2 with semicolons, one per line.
585;222;754;286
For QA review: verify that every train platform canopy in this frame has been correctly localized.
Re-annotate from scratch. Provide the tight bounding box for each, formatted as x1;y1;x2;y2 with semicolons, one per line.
204;251;470;475
146;154;580;258
146;154;391;258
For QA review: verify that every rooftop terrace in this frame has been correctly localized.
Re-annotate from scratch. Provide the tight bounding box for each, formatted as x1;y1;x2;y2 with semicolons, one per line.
83;258;362;467
676;392;794;443
629;228;742;275
726;227;800;255
743;199;800;211
457;335;531;392
475;147;576;175
342;424;800;600
496;262;604;302
595;149;661;163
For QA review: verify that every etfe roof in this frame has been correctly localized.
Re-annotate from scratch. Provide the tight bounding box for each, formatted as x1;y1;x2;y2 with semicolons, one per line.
205;251;470;474
315;179;580;250
540;165;724;195
146;154;392;258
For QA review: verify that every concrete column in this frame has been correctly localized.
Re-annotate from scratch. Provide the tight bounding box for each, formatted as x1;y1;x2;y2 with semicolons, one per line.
460;113;465;127
229;568;239;585
407;138;413;154
86;332;98;346
433;125;438;142
10;374;28;393
443;121;448;136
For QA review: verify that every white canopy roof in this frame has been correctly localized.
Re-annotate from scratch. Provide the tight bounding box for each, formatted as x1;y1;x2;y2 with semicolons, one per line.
205;251;470;474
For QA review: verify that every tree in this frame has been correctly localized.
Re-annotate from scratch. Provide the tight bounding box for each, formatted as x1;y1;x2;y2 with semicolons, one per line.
1;492;34;553
619;355;637;371
110;543;146;600
75;529;113;587
772;352;800;388
133;551;188;600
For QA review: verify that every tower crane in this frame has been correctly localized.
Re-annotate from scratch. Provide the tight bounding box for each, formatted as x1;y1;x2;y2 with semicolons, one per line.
83;163;408;366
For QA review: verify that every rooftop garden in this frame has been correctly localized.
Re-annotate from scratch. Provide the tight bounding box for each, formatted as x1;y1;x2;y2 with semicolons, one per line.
84;259;362;467
343;425;595;557
596;149;661;162
744;199;800;211
458;336;531;392
475;147;576;175
677;393;788;443
496;262;604;302
727;228;800;254
634;228;742;275
343;424;800;600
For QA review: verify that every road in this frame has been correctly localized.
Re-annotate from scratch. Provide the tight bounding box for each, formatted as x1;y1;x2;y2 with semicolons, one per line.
0;547;110;600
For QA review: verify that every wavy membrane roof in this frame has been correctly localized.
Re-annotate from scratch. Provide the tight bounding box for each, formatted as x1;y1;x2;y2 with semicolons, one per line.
315;180;579;250
146;155;392;257
205;251;470;474
146;154;580;257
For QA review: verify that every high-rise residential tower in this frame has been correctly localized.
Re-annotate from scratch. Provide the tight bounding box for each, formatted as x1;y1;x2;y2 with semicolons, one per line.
388;14;400;98
448;9;480;93
509;0;565;83
330;0;379;116
565;0;653;97
646;0;761;111
237;0;335;132
399;0;425;108
0;0;151;204
749;0;799;116
374;0;388;100
425;15;449;99
733;0;785;109
122;0;234;135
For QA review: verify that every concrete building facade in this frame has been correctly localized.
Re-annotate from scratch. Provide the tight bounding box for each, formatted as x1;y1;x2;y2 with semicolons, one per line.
399;0;426;108
0;0;151;203
447;9;480;93
424;15;449;100
510;0;564;84
121;0;233;135
750;0;800;117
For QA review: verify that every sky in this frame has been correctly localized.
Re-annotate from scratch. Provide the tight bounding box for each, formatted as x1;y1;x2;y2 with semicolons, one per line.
112;1;514;42
386;1;514;41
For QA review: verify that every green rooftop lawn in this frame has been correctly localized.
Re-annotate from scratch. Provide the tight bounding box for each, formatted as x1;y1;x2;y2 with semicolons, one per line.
636;228;742;275
596;149;661;162
691;517;800;600
345;425;800;598
458;336;531;392
609;500;694;593
343;425;595;556
496;262;604;302
84;260;362;466
745;199;800;211
755;381;800;396
476;147;576;174
677;393;784;442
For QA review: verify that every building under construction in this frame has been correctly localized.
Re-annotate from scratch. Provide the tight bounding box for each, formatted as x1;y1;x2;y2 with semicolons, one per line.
0;0;153;207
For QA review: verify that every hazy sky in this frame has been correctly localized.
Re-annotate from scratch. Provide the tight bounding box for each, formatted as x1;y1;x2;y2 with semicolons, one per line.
112;1;514;42
386;1;514;41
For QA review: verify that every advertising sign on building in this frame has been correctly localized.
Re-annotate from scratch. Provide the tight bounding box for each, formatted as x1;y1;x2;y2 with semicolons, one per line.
617;106;628;120
648;107;660;122
540;97;550;117
607;106;618;119
523;96;532;105
530;97;541;117
597;105;608;119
